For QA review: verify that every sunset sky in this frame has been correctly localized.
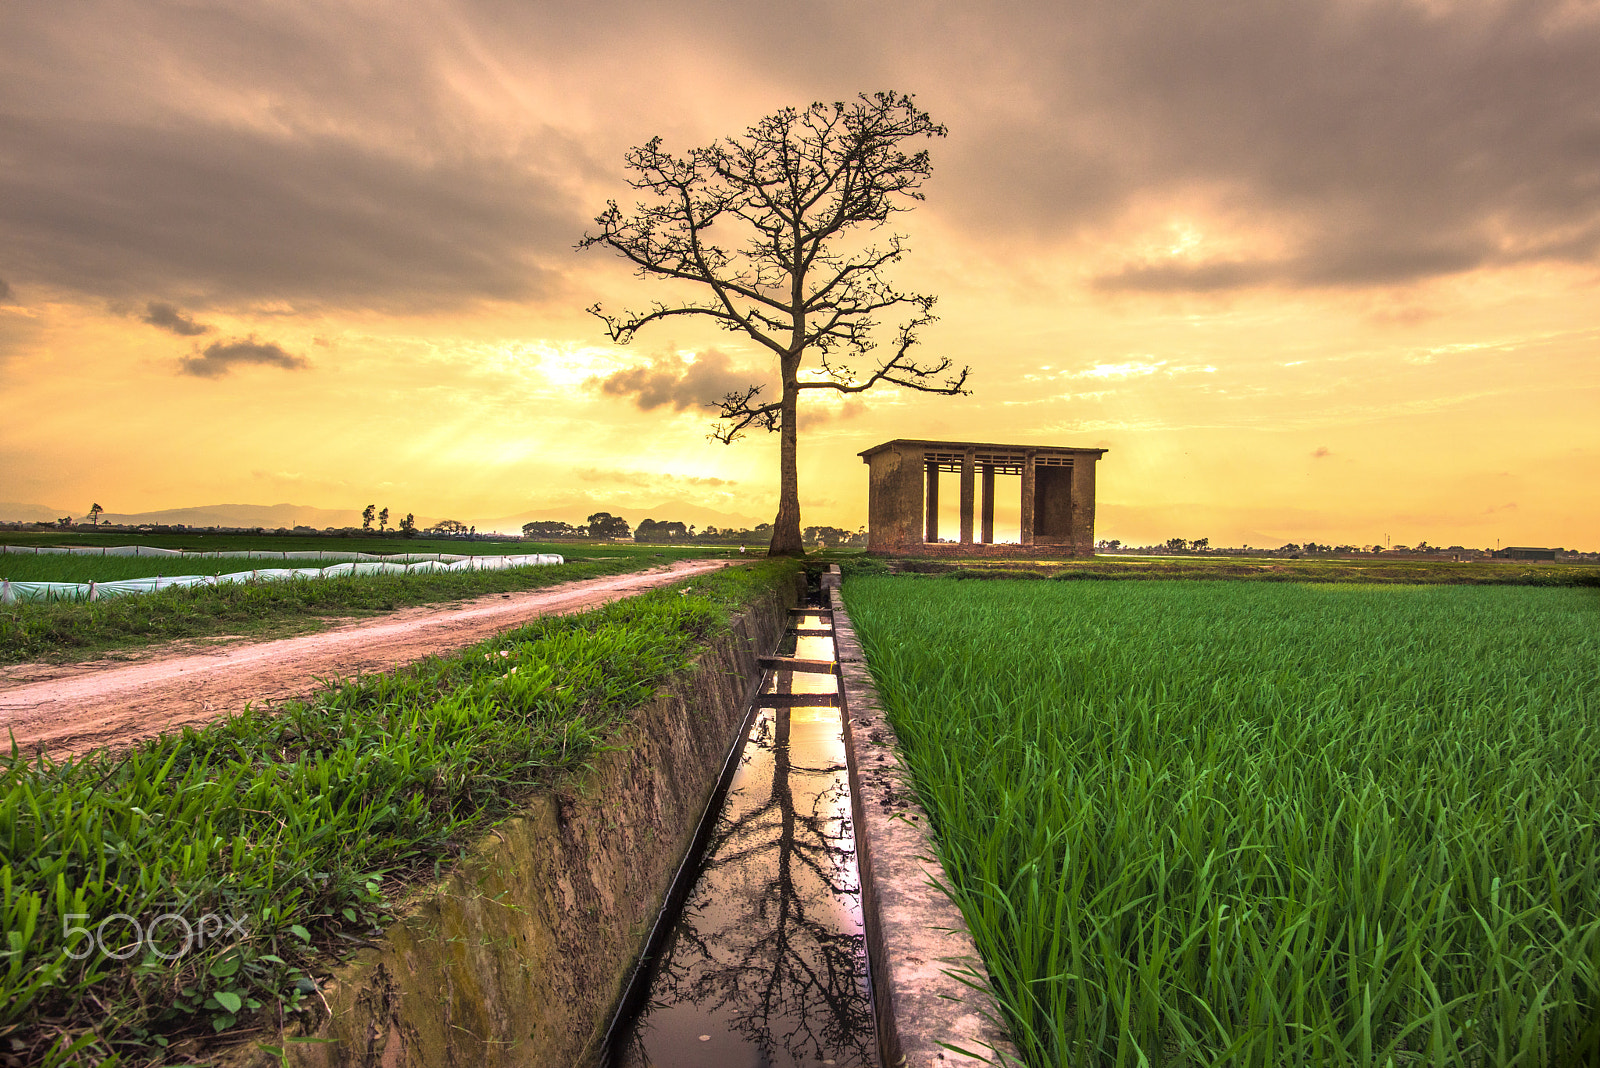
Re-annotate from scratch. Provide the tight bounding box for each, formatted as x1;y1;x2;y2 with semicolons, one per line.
2;0;1596;548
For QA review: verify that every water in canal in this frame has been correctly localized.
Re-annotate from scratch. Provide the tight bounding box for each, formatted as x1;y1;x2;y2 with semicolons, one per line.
608;613;876;1067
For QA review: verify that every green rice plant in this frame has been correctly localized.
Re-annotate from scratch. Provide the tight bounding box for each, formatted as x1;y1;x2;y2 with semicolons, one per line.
0;560;795;1065
846;578;1600;1068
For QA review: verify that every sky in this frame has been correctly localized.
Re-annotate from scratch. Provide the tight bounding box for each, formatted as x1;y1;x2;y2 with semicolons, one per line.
1;0;1597;548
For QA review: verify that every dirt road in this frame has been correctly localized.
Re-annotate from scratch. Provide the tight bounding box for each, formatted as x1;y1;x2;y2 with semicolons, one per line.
0;559;730;757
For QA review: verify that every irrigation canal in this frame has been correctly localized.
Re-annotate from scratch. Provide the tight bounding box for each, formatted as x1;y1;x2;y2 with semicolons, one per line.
605;582;877;1067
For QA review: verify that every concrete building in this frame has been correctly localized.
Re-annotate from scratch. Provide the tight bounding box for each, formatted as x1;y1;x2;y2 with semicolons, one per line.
1494;546;1559;561
859;439;1107;556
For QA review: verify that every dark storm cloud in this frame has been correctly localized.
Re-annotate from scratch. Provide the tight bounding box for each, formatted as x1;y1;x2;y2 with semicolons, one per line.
589;351;774;412
495;0;1600;293
0;114;580;310
0;278;11;302
935;0;1600;291
142;302;212;336
0;3;590;311
178;337;309;378
1;0;1596;307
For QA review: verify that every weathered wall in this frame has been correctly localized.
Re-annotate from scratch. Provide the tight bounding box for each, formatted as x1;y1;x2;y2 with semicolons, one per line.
866;445;923;553
1070;453;1098;554
224;580;793;1068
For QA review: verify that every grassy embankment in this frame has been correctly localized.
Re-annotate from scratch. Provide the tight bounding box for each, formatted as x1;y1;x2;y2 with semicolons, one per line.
0;558;796;1066
847;577;1600;1067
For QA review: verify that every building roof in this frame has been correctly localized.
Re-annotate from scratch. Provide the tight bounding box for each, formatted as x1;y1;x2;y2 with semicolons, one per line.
858;438;1110;460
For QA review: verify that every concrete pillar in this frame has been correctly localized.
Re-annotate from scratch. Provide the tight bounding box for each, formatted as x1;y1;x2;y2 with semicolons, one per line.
925;460;939;543
959;450;976;545
980;464;995;544
1019;451;1036;546
1070;452;1099;556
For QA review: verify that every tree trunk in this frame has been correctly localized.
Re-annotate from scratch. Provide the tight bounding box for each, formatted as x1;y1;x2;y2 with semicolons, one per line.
768;361;805;557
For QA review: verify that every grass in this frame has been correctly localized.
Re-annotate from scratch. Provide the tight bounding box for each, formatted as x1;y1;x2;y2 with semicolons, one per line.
837;554;1600;587
0;536;727;579
2;552;561;584
846;577;1600;1068
0;558;796;1066
0;557;666;665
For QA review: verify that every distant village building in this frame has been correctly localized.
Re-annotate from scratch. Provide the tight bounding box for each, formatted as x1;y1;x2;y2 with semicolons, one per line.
1494;546;1559;561
860;439;1106;556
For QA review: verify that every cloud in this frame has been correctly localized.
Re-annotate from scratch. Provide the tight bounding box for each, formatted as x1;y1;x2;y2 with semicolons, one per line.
0;311;42;366
2;0;1597;313
1090;242;1498;294
797;398;867;430
0;277;11;302
0;3;590;311
142;301;212;336
589;350;774;413
178;336;309;378
1061;360;1216;381
0;113;581;311
1312;446;1331;459
575;466;738;488
937;0;1600;291
1076;360;1166;380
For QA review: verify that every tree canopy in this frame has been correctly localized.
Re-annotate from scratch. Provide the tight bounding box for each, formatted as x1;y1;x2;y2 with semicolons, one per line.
586;512;631;539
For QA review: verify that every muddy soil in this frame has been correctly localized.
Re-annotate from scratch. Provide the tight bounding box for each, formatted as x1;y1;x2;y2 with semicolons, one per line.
0;559;730;757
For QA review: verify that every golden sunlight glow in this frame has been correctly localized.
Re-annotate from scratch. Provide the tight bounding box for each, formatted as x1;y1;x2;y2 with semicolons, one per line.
0;2;1594;548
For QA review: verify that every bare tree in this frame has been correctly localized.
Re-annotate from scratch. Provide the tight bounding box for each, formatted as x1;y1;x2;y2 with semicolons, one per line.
581;92;969;557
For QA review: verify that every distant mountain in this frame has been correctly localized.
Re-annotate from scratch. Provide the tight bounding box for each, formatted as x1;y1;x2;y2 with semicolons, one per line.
108;504;370;529
0;502;374;529
0;502;67;523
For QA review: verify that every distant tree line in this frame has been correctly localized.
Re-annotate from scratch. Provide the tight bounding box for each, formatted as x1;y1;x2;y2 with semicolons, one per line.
522;514;637;540
1094;538;1495;557
520;514;867;548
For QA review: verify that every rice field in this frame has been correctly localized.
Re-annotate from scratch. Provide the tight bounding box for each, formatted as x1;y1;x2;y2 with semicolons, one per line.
845;577;1600;1068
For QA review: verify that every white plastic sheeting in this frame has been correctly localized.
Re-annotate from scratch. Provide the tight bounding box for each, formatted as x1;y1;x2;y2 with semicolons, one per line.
0;550;565;605
0;544;534;564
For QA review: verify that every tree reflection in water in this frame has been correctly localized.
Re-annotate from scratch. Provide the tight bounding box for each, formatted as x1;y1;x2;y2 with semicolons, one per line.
614;702;876;1067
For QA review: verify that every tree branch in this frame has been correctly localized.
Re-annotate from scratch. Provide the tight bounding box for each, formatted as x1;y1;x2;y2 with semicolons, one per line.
708;385;783;444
